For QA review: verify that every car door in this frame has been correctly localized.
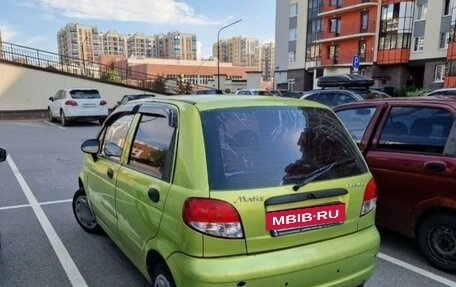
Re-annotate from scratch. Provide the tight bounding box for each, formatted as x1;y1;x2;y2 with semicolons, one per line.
365;104;456;235
115;104;177;263
85;114;135;236
49;90;62;117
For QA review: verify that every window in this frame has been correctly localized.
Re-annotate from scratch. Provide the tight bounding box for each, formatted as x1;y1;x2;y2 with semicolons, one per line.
330;0;342;7
288;51;296;63
288;79;295;91
359;40;367;61
201;106;366;190
449;60;456;76
361;12;369;33
289;28;297;41
129;114;176;180
377;107;453;154
101;115;134;159
336;107;377;143
413;36;424;51
329;18;341;35
434;65;446;82
439;32;450;49
416;1;427;20
290;3;298;17
444;0;451;16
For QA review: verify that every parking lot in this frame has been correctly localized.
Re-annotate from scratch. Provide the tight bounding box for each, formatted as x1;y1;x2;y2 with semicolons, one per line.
0;120;455;287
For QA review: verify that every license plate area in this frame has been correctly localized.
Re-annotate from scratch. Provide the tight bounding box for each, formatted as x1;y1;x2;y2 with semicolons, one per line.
266;203;346;237
83;104;96;108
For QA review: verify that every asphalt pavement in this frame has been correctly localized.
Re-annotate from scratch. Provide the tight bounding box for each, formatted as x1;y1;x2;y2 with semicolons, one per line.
0;120;455;287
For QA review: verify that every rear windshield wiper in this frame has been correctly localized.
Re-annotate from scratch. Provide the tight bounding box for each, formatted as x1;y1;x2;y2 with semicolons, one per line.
289;157;357;191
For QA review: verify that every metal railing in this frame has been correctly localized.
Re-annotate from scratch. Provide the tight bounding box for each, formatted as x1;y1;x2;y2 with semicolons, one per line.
0;41;204;94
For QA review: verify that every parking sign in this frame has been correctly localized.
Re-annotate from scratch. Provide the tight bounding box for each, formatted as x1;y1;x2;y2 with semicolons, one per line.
352;55;360;69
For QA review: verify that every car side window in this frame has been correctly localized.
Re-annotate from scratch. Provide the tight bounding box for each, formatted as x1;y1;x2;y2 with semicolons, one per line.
316;92;336;107
101;115;134;159
54;90;61;100
336;107;377;144
377;107;453;154
128;113;176;181
336;92;356;106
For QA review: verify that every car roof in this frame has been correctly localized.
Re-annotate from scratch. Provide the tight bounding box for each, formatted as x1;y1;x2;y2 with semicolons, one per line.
63;88;99;91
119;95;329;111
333;96;456;109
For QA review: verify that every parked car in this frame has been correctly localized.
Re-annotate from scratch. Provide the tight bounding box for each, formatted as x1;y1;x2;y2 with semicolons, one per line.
0;147;7;249
333;97;456;272
193;89;223;95
281;91;305;98
301;75;390;107
112;93;156;111
424;88;456;97
48;88;109;126
73;95;379;286
235;89;273;96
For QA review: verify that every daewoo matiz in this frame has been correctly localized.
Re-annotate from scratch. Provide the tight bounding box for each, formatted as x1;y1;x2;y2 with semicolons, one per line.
72;95;380;286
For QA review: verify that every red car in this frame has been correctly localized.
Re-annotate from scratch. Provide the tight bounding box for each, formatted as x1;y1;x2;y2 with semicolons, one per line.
333;96;456;272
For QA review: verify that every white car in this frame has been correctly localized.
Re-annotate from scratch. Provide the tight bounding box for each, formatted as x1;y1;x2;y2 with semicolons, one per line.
235;89;273;96
424;88;456;97
48;88;109;126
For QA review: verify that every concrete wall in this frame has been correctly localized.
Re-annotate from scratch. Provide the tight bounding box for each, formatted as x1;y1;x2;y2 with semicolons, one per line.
0;61;162;111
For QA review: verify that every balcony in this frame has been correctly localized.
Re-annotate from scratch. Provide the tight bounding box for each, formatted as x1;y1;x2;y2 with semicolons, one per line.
320;0;378;15
316;20;376;43
320;50;374;67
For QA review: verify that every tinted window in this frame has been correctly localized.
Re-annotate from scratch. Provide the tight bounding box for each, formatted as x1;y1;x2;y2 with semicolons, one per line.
303;92;318;100
336;107;377;143
378;107;453;154
101;115;134;159
129;114;176;180
335;93;357;105
316;92;337;107
202;106;367;190
70;89;101;99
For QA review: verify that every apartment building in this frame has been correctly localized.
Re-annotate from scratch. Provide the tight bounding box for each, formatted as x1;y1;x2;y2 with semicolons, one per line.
99;30;128;57
153;32;197;60
212;37;261;68
57;23;101;65
275;0;456;90
127;33;153;58
261;42;275;81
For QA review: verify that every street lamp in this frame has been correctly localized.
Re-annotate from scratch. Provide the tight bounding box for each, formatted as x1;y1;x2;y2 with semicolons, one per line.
217;19;242;90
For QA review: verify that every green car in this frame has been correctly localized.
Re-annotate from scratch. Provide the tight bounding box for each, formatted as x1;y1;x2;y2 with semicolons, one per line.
73;95;380;287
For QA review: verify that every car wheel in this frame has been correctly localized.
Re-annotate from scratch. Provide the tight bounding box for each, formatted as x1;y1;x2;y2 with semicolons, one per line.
151;262;175;287
48;108;55;122
417;213;456;272
72;188;102;234
60;110;69;126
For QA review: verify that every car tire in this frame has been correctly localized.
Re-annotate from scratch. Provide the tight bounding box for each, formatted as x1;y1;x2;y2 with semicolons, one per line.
60;110;69;127
72;188;102;234
48;108;55;122
417;213;456;272
151;262;175;287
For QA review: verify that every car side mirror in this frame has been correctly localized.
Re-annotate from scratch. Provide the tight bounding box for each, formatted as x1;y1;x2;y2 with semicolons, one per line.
117;101;121;105
0;147;7;162
49;97;54;101
81;139;100;154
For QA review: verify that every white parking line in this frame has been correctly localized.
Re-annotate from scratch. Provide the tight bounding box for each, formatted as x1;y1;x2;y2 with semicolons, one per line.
6;156;87;287
378;252;456;287
0;199;72;211
43;120;66;130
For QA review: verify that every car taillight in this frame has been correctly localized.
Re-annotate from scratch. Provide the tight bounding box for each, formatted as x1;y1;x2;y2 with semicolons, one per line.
183;198;244;238
361;179;377;216
100;100;107;106
64;100;78;106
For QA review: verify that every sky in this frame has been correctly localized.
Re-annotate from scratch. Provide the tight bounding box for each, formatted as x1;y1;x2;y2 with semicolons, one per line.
0;0;275;58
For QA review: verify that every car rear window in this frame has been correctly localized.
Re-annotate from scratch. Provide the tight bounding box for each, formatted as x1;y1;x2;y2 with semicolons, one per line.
201;106;367;190
70;89;101;99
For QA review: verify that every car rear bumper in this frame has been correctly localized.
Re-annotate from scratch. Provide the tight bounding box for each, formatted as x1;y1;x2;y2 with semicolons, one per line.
167;225;380;287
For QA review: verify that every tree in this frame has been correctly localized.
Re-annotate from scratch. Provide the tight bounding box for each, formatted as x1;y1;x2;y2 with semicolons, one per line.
152;74;167;94
100;63;121;83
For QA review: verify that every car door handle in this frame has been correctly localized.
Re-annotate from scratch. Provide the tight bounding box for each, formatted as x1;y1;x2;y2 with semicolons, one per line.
107;168;114;179
425;162;446;173
148;188;160;203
